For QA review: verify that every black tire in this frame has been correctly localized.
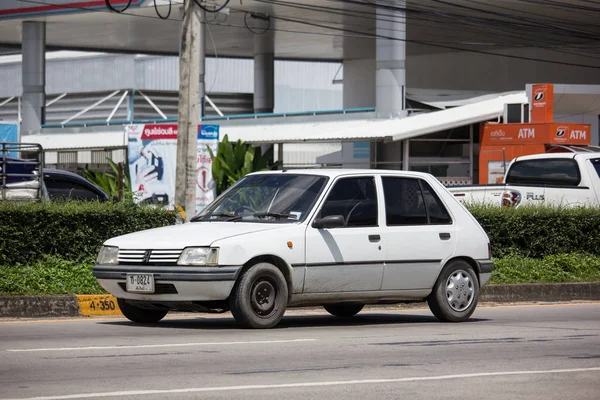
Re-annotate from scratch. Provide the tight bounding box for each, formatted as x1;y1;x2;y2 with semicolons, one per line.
229;262;288;329
427;260;479;322
117;298;168;324
323;303;364;318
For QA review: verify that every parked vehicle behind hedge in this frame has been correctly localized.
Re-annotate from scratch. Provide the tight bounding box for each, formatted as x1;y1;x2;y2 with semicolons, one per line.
448;152;600;208
94;169;494;329
1;142;109;202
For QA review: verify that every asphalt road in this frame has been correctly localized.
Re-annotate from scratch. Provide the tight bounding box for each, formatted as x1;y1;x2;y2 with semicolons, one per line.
1;303;599;400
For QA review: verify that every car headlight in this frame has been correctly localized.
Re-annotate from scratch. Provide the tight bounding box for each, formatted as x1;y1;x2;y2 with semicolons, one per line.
178;247;219;266
97;245;119;265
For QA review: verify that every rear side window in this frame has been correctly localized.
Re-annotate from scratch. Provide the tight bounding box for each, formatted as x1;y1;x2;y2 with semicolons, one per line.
505;159;580;186
382;177;452;226
592;159;600;178
45;177;104;201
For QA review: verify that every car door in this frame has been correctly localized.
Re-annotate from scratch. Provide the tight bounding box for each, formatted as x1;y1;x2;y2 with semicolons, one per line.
303;176;385;293
380;176;457;291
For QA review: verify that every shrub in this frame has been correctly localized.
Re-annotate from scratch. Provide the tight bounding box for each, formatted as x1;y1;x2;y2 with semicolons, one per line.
490;252;600;284
467;204;600;258
0;255;103;295
0;200;177;266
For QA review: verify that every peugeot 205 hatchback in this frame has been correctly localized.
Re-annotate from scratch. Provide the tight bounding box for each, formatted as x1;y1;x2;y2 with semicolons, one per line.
93;170;494;329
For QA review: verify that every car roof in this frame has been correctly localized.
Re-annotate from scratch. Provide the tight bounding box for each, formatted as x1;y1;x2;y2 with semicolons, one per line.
247;169;436;179
43;168;110;198
514;152;600;162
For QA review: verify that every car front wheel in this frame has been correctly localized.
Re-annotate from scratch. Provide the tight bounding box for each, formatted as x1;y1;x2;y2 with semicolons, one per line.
229;262;288;329
117;298;168;323
427;260;479;322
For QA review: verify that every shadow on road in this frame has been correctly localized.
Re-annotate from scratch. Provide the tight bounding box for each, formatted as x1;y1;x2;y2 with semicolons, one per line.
98;311;488;330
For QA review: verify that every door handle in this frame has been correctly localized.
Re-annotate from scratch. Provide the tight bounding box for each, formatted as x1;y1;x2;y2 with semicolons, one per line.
368;234;381;243
439;232;451;240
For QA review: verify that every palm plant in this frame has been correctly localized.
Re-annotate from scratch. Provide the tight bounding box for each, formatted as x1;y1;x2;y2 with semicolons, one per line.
208;134;281;196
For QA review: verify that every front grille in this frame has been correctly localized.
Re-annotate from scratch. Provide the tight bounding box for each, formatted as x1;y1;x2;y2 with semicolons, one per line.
118;282;178;294
118;249;182;266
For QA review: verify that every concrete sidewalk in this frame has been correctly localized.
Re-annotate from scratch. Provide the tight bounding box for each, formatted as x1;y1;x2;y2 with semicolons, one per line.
1;282;599;318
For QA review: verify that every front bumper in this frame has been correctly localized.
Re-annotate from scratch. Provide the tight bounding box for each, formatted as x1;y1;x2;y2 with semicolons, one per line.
93;264;242;301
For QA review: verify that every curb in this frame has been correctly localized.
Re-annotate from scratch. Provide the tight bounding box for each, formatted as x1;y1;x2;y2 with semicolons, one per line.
1;283;599;318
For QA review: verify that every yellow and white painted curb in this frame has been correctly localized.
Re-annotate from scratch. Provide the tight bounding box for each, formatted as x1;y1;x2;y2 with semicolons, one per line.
76;295;122;316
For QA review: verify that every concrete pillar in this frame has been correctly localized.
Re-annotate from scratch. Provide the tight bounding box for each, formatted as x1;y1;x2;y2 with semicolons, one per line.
21;21;46;135
376;3;406;117
254;30;275;114
342;58;375;109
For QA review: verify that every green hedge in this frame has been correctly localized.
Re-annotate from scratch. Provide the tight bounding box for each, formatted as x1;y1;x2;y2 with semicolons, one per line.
0;201;177;266
2;252;599;295
1;201;600;270
467;205;600;259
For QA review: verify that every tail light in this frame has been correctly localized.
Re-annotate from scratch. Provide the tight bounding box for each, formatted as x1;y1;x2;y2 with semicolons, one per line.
502;190;521;207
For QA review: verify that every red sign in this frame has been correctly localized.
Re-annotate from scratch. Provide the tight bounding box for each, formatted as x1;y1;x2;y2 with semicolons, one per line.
0;1;143;18
530;83;554;123
140;124;178;140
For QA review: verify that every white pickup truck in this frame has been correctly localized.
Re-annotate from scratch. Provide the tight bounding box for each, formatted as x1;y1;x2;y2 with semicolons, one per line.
448;152;600;208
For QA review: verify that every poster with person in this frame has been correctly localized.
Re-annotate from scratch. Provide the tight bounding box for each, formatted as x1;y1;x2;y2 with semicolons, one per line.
125;123;219;216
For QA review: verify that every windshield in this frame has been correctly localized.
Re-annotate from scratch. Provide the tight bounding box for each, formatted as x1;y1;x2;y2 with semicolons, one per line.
192;174;328;223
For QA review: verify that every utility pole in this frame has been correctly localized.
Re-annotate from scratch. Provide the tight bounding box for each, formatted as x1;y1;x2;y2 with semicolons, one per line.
175;0;204;221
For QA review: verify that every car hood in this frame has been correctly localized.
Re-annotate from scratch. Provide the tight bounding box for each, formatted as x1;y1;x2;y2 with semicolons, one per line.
104;221;292;249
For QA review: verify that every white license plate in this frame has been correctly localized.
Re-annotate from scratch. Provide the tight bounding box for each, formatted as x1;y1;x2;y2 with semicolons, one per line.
126;274;155;293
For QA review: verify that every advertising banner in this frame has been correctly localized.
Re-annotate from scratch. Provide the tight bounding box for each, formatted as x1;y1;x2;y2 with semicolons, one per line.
0;123;19;156
481;123;591;146
126;123;219;216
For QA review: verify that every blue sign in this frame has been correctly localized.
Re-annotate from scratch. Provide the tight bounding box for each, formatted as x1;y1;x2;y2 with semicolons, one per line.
198;124;219;141
0;124;19;157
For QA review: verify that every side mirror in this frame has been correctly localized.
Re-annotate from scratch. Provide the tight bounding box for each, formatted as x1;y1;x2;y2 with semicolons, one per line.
312;215;345;229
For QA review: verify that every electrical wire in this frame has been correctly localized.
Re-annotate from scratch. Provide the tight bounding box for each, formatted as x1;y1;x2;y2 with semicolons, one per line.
193;0;231;13
153;0;172;20
204;18;220;94
104;0;132;13
244;12;271;35
13;0;600;70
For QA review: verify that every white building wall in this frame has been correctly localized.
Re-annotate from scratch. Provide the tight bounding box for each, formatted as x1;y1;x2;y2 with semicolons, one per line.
407;47;600;92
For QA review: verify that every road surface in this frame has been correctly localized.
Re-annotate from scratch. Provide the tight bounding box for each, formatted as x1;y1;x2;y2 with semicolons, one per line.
1;303;599;400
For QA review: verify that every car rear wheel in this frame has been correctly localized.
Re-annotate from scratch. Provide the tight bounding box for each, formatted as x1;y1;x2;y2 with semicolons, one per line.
229;262;288;329
323;303;364;318
117;298;168;323
427;260;479;322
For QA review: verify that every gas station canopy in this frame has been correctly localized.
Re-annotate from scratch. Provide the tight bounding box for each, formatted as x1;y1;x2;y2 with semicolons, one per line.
2;0;600;60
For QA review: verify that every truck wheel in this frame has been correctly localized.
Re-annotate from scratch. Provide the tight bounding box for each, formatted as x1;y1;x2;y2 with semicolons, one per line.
324;304;364;318
117;298;168;323
427;260;479;322
229;262;288;329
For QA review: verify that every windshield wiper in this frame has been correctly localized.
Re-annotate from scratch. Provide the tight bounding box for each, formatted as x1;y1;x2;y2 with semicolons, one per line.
192;213;242;222
252;212;292;220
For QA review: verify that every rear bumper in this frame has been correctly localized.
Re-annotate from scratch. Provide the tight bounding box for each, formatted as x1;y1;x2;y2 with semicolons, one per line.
475;260;495;287
476;260;495;274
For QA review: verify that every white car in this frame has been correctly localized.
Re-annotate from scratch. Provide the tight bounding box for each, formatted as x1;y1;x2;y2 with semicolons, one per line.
448;152;600;208
94;169;494;329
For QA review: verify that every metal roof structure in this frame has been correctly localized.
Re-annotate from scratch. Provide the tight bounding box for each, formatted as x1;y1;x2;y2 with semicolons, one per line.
2;0;600;62
23;91;527;148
